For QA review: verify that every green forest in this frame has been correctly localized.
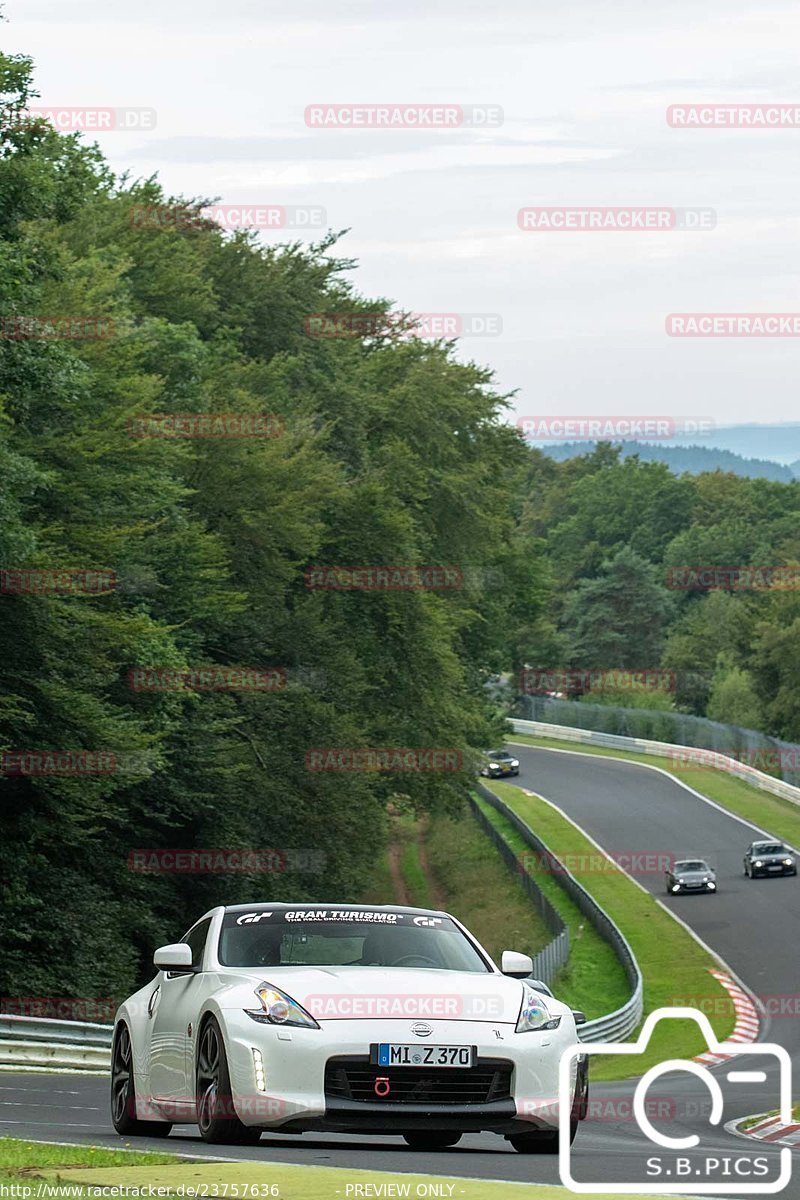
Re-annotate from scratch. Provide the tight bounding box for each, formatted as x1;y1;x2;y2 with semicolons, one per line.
2;44;800;1001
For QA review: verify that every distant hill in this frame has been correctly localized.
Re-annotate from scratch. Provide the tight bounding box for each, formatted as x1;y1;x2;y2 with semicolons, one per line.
539;441;795;481
660;423;800;466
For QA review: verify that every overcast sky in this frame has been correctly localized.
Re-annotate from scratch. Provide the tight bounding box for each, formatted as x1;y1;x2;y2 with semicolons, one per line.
5;0;800;432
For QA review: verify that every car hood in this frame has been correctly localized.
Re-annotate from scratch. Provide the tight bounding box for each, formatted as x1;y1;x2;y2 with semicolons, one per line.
675;869;715;880
213;966;559;1024
752;852;791;863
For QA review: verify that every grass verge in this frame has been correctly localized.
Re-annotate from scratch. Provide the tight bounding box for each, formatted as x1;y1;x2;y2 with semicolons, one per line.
424;804;552;963
740;1102;800;1130
487;782;737;1080
473;794;630;1019
2;1138;682;1200
510;733;800;848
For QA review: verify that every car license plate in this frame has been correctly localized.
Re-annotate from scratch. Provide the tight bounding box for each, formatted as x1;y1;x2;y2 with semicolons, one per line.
768;864;782;871
375;1043;473;1068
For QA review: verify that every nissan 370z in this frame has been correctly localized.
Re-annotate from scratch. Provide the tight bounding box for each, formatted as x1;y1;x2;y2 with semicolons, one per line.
111;904;588;1154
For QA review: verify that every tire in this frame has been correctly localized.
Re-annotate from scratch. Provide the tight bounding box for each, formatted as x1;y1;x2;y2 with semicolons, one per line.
196;1017;262;1145
509;1119;578;1154
110;1023;173;1138
510;1077;583;1154
403;1132;462;1150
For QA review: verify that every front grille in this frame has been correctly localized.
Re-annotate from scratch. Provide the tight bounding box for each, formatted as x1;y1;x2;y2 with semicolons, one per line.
325;1056;512;1105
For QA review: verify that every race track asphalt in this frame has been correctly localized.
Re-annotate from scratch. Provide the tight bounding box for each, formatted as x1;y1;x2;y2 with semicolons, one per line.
2;743;798;1193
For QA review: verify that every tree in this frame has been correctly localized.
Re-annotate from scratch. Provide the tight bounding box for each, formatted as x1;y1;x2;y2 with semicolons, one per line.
561;546;675;669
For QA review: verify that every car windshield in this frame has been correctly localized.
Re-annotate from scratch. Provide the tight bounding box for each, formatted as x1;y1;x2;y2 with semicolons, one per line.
675;860;709;872
218;909;491;972
753;843;785;855
489;751;513;761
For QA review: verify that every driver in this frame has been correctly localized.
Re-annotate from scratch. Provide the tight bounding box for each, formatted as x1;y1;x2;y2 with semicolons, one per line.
359;927;436;967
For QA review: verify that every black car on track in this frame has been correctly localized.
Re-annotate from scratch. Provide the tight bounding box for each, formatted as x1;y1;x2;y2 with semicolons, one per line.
743;840;797;878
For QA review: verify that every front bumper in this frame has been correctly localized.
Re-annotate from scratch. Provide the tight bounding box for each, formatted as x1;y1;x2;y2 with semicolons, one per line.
222;1015;575;1134
751;862;796;876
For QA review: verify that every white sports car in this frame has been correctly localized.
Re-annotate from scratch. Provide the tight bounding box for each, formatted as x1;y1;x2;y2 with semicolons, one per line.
111;903;587;1154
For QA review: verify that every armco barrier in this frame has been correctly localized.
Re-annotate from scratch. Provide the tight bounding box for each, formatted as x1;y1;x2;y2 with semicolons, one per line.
473;782;643;1042
510;718;800;808
468;793;570;985
0;1014;112;1071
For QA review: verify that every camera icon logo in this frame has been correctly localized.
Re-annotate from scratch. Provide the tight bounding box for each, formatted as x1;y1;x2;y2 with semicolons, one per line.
559;1007;792;1194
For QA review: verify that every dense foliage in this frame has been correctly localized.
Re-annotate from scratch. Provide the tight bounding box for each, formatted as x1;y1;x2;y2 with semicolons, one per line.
524;446;800;737
0;50;542;998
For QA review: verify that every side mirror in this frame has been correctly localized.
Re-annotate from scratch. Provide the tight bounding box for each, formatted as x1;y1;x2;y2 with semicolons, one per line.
501;950;534;979
154;942;194;974
573;1010;587;1025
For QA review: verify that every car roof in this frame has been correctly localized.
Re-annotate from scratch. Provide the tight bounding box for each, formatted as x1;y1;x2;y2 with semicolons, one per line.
675;858;709;866
223;902;452;918
752;840;783;847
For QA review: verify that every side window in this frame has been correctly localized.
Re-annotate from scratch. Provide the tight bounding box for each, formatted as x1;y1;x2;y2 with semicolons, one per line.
182;918;212;971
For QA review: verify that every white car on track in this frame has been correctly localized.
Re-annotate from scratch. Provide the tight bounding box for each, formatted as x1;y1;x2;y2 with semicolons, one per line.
111;903;587;1154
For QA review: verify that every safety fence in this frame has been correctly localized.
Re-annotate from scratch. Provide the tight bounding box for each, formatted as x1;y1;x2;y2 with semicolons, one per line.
472;782;643;1042
510;716;800;807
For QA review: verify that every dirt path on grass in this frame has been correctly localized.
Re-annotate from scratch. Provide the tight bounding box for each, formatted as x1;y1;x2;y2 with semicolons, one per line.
387;839;410;905
417;815;447;910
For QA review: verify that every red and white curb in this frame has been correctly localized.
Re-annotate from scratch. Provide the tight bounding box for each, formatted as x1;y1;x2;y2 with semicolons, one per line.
732;1112;800;1147
694;969;760;1067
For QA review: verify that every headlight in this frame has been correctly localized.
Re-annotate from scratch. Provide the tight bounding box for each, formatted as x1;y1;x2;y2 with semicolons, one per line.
516;986;562;1033
510;760;519;768
755;860;763;867
784;859;794;867
707;881;716;889
246;984;320;1029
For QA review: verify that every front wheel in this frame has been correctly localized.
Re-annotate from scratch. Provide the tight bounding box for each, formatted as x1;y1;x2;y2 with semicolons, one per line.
509;1119;578;1154
403;1132;462;1150
110;1023;173;1138
196;1017;262;1144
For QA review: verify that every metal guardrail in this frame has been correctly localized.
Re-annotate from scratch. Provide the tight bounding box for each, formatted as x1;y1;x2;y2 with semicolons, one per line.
511;717;800;807
473;782;644;1042
469;793;570;985
0;1014;112;1071
0;1015;113;1045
